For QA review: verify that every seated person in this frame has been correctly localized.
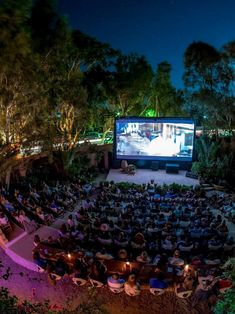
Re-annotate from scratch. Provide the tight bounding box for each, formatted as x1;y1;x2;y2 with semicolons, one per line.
77;211;90;227
0;212;9;226
177;236;194;252
89;259;107;283
36;207;53;224
73;225;86;242
124;273;141;296
223;236;235;253
168;214;178;225
44;236;61;249
73;256;88;279
152;254;161;265
107;273;125;293
54;258;70;276
173;206;183;218
97;225;112;245
33;234;41;247
0;197;15;212
91;218;101;231
157;214;166;227
168;249;184;267
162;236;175;252
121;160;128;172
33;251;48;269
95;247;114;260
116;220;132;234
117;249;128;261
130;232;146;249
155;254;168;274
136;251;151;263
208;236;223;251
189;225;202;239
114;232;129;247
147;222;159;235
17;210;37;233
202;224;217;239
59;223;69;238
190;256;202;266
30;188;41;201
149;272;168;290
50;201;63;214
162;222;174;236
175;275;194;295
149;238;160;254
217;220;228;238
83;199;94;210
204;253;221;265
67;214;75;229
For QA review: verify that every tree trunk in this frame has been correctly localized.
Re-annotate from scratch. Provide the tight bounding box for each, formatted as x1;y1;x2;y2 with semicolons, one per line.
5;105;11;144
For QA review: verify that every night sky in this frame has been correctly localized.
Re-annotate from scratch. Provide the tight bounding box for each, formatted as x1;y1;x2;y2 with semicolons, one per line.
57;0;235;88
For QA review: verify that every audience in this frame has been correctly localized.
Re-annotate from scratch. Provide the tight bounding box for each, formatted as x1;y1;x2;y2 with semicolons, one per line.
1;179;234;300
107;273;125;293
124;273;141;296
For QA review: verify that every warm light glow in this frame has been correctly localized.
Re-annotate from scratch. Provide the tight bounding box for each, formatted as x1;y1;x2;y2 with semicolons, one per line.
68;253;71;259
185;264;189;271
126;261;130;265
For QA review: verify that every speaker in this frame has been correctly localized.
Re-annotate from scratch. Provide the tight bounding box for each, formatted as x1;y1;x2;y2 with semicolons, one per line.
166;163;179;173
151;161;159;171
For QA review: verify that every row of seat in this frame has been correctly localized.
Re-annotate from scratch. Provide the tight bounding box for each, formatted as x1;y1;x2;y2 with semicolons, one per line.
37;264;232;299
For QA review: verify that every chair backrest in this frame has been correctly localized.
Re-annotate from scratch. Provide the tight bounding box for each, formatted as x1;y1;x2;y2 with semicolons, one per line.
208;244;222;251
98;238;112;245
108;279;124;293
175;289;193;298
108;280;124;290
108;216;119;223
50;273;62;281
204;259;221;265
218;279;233;294
219;286;232;294
37;266;45;273
179;221;190;228
72;277;87;286
109;286;124;293
89;278;103;288
150;288;165;296
179;244;193;252
223;244;235;251
2;223;12;234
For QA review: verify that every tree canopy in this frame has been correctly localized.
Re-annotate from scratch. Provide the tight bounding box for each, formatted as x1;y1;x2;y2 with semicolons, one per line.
0;0;234;152
183;41;235;129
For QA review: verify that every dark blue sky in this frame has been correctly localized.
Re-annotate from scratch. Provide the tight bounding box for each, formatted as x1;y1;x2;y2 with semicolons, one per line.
57;0;235;88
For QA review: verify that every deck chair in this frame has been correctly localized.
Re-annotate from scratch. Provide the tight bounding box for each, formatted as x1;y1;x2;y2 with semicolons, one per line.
72;277;87;286
150;288;165;296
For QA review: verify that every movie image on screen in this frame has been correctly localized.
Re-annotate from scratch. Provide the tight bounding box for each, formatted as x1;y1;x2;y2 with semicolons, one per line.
115;117;195;161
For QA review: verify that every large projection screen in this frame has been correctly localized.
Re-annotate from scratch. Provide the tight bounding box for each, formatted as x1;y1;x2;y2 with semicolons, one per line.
115;117;195;161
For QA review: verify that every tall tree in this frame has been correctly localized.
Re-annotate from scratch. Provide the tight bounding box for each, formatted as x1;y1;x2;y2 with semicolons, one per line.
108;53;153;116
0;0;43;145
29;1;89;149
152;61;183;117
183;41;235;129
73;30;120;133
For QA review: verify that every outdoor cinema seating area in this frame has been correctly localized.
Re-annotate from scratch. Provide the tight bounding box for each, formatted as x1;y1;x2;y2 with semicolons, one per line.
1;178;234;300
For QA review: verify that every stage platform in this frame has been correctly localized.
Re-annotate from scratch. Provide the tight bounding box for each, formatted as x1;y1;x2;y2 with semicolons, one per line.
106;168;199;186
